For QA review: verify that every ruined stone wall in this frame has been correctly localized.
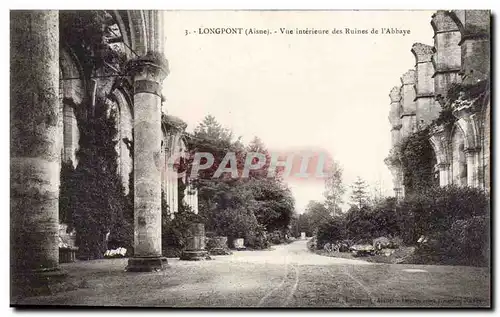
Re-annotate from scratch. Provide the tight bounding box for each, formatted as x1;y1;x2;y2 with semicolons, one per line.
386;10;490;194
400;70;417;139
412;43;441;126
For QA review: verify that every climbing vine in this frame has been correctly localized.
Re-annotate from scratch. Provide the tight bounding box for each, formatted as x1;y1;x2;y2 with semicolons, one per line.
60;10;127;79
59;98;132;259
399;128;437;197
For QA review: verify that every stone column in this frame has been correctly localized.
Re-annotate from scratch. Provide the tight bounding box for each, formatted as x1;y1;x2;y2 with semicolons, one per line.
400;69;417;139
431;11;462;102
180;223;209;261
126;54;169;272
389;86;402;147
450;10;490;85
436;163;450;187
10;10;64;297
465;148;480;188
412;43;440;126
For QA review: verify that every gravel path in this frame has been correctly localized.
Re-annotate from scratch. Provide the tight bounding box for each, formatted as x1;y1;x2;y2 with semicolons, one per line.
14;240;490;307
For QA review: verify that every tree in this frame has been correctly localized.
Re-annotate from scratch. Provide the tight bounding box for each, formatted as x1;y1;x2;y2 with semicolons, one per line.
350;177;369;208
67;99;131;259
304;200;331;234
369;180;386;206
323;160;345;217
188;117;295;246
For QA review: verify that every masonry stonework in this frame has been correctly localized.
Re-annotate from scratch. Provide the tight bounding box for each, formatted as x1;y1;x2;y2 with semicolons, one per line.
386;10;490;197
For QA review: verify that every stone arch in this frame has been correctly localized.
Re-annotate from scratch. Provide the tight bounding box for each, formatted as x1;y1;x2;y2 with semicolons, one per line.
450;123;467;185
60;46;86;167
109;88;134;193
429;126;453;187
455;116;480;150
110;10;163;58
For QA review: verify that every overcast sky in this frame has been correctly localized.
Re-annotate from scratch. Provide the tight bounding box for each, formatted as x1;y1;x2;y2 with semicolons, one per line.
162;10;435;212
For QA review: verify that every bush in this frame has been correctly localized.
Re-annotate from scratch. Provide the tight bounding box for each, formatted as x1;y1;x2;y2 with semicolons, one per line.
400;186;490;266
162;203;206;256
401;185;489;237
213;206;259;245
316;218;346;249
448;215;489;266
245;226;270;249
307;236;317;251
268;230;286;245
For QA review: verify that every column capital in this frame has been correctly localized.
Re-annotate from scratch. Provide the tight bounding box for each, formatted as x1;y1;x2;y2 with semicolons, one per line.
389;86;402;103
126;52;169;85
411;43;434;64
464;147;481;155
436;162;450;169
401;69;416;85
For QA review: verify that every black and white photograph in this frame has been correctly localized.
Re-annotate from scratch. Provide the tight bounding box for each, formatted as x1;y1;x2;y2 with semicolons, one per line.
8;7;492;308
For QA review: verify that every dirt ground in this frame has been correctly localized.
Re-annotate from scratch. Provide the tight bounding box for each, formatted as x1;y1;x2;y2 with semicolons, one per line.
13;240;491;307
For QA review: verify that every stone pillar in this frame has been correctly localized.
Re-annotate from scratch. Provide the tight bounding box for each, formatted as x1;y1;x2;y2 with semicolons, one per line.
10;10;64;297
400;69;417;139
429;125;452;187
126;54;169;272
450;10;490;85
431;11;462;102
180;223;209;261
412;43;440;126
436;163;450;187
389;86;402;147
465;148;480;188
386;162;404;200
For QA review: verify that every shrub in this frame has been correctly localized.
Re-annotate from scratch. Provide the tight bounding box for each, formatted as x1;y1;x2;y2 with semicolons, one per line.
245;226;270;249
162;203;206;256
64;99;131;260
316;217;346;249
401;185;489;237
448;215;490;266
213;206;259;245
307;236;317;251
400;186;490;266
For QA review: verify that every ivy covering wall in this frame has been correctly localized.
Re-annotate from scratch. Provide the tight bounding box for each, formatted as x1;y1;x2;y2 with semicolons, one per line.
59;99;132;259
399;128;437;197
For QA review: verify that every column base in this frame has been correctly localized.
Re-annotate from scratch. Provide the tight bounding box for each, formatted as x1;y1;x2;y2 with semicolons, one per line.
126;256;168;272
11;267;67;300
180;250;211;261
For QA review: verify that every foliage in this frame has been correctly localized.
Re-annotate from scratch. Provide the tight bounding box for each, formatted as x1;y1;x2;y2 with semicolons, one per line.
187;115;295;247
400;185;489;236
446;79;490;104
448;215;489;266
64;98;131;259
60;10;127;77
323;160;346;217
314;183;490;266
431;106;456;128
162;200;206;256
289;212;313;237
399;128;437;196
304;200;332;234
350;177;369;208
245;178;295;232
316;217;346;249
59;161;75;225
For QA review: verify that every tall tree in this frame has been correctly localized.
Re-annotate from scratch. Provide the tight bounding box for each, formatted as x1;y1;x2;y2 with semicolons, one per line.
323;160;346;217
350;176;369;208
304;200;331;233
